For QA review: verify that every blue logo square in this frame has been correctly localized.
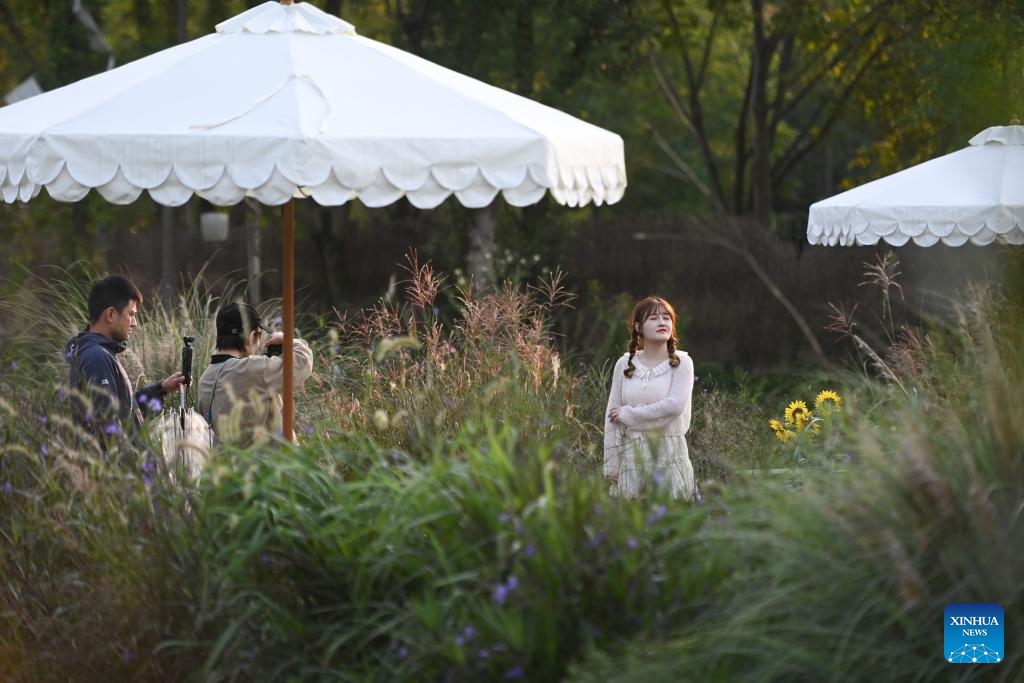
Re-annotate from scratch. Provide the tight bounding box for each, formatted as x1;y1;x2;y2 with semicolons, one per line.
945;603;1003;664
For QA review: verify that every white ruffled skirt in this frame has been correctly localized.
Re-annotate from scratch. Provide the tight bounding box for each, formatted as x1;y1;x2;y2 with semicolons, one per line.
610;432;695;501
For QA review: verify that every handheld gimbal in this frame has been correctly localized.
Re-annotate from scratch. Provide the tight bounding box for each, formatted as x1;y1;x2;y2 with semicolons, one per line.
180;335;195;430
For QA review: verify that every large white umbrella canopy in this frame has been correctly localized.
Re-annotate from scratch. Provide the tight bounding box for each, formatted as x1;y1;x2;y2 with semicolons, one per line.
807;125;1024;247
0;0;626;439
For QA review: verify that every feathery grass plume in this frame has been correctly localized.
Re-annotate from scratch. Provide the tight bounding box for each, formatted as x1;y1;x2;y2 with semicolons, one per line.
324;252;600;470
857;250;904;331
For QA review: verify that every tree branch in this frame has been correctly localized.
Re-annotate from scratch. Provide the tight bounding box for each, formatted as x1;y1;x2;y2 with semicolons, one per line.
0;0;42;76
690;218;833;369
771;36;892;187
646;121;723;209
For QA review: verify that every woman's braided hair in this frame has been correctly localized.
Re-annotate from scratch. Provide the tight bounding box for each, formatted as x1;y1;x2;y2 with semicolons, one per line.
624;296;680;378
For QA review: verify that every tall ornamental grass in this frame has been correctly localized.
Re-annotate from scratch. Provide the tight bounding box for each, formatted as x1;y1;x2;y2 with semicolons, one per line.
10;254;1000;682
158;425;717;682
309;254;603;468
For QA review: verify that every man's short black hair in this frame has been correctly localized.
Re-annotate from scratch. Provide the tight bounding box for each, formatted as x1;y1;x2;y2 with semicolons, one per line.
216;302;269;351
88;275;143;323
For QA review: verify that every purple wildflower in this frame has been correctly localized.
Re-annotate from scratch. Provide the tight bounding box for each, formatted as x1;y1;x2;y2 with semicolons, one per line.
524;544;536;558
38;415;48;425
498;512;511;524
627;537;638;549
398;646;408;660
139;393;147;404
504;665;525;680
303;425;314;436
2;482;12;494
83;411;93;422
492;575;519;605
40;445;49;457
477;649;489;660
104;423;120;435
456;626;475;646
65;350;73;360
149;397;163;412
443;397;455;409
9;361;17;371
142;459;156;486
647;505;667;524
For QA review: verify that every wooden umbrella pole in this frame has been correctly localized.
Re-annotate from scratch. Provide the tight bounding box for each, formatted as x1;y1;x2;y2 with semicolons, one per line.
282;199;295;443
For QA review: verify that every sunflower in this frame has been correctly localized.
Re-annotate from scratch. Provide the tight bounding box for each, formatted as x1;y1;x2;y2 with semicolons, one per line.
784;400;812;428
814;389;843;413
768;418;797;443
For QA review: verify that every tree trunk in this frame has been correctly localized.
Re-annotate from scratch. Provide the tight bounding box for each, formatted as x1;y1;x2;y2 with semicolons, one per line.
159;206;175;303
466;203;497;289
312;205;351;305
245;202;262;304
749;0;773;226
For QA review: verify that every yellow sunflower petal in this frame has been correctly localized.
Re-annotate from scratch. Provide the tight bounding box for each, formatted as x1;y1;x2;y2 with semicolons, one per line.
815;390;843;412
775;427;793;443
784;400;809;426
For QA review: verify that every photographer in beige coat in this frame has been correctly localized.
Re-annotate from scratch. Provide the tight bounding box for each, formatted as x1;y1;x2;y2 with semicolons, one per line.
198;303;314;447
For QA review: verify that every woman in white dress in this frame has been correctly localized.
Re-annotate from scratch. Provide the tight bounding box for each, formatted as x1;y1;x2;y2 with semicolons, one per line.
604;296;696;500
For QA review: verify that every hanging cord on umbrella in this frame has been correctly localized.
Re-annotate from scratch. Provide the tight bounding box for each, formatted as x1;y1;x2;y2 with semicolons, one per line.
189;74;334;133
180;335;194;431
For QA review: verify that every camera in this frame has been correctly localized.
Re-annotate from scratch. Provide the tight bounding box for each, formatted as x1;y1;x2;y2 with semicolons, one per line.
266;344;283;357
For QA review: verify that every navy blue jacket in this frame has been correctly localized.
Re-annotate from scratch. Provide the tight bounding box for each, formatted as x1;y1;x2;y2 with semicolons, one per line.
66;331;164;436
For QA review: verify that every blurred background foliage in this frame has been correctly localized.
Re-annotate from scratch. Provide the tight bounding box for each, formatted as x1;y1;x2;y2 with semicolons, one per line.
1;0;1021;370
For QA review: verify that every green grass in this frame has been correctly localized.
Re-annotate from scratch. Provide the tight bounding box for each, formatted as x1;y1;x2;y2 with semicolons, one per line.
2;257;1020;681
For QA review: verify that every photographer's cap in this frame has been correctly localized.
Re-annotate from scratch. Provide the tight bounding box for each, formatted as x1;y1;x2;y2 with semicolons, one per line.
216;303;271;337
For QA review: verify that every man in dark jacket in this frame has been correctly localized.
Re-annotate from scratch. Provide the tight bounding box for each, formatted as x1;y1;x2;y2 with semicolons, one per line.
66;275;185;439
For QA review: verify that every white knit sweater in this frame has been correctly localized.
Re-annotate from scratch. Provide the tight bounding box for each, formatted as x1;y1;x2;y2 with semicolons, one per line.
603;349;694;480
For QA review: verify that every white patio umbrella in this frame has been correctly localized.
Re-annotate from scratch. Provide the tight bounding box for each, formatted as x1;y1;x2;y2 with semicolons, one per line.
0;0;626;440
807;125;1024;247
